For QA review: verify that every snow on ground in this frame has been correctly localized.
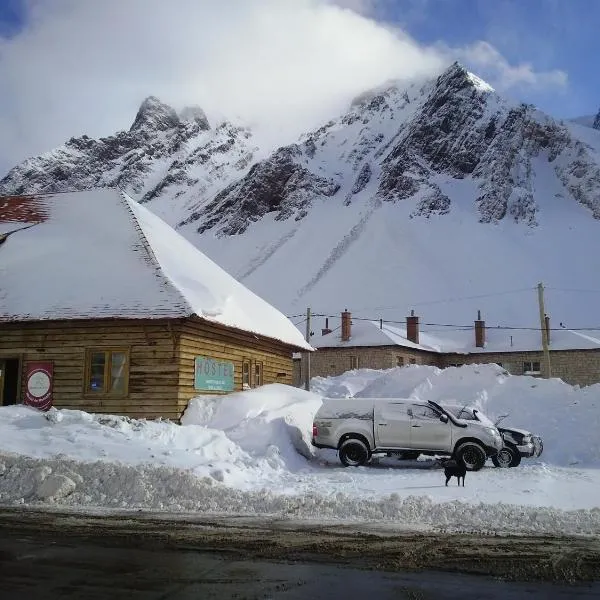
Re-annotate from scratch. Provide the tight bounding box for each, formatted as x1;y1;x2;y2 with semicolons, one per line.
1;366;600;535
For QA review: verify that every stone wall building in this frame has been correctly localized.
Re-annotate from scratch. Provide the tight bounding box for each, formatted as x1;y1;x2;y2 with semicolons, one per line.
295;309;600;388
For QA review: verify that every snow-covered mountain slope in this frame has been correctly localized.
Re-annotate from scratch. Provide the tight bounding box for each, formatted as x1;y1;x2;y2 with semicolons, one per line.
2;63;600;330
179;64;600;328
571;108;600;130
0;96;260;224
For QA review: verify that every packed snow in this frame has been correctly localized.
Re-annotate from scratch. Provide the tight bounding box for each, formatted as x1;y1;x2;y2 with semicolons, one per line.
1;365;600;535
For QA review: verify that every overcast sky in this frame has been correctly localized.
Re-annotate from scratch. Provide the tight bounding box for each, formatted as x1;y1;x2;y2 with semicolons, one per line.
0;0;593;175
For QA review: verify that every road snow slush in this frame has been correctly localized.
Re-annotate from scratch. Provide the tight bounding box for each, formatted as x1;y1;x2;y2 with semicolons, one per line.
0;507;599;585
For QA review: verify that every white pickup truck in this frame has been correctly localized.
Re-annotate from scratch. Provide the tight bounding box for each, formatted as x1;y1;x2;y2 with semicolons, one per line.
311;397;504;470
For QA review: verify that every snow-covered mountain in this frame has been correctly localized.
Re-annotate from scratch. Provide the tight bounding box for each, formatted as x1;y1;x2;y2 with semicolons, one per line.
0;96;260;223
2;63;600;330
571;108;600;130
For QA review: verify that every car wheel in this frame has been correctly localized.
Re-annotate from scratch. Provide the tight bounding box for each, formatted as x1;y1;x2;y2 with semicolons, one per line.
492;446;515;468
455;442;486;471
508;446;522;468
339;438;370;467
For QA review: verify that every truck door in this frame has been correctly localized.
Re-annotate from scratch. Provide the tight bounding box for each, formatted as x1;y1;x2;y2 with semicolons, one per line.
408;403;452;451
374;401;411;449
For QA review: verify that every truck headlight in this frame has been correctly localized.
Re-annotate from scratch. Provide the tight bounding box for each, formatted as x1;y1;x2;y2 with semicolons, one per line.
522;435;532;444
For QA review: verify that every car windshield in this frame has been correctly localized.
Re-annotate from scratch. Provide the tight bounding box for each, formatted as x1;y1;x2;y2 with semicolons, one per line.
443;405;496;427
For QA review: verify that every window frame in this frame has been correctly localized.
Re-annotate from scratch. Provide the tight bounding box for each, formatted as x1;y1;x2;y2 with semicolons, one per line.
523;361;541;375
242;359;251;389
84;348;130;397
253;361;263;387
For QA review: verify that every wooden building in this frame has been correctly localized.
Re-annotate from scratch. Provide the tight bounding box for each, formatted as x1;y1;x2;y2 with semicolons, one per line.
0;189;312;420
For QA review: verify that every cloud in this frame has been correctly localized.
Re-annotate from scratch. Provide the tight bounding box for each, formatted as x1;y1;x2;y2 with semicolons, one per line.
0;0;568;176
456;41;568;90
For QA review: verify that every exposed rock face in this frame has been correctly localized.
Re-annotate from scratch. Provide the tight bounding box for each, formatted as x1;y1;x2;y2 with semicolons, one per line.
0;97;257;222
594;108;600;131
2;64;600;235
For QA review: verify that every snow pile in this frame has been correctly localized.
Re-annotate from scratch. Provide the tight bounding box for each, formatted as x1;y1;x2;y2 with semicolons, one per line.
0;384;319;489
181;384;322;463
0;367;599;532
1;453;600;536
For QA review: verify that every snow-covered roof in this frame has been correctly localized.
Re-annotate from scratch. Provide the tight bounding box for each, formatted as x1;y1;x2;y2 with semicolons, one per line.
312;320;444;353
310;317;600;354
0;189;312;351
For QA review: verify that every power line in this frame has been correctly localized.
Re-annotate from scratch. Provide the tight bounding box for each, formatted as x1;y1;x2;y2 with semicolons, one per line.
298;312;600;331
345;287;536;312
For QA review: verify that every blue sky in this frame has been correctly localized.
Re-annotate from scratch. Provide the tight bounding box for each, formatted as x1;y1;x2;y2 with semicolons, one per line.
367;0;599;118
0;0;25;38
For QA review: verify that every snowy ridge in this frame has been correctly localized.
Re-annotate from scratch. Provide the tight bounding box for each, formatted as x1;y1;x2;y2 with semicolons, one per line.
0;96;260;226
1;365;599;534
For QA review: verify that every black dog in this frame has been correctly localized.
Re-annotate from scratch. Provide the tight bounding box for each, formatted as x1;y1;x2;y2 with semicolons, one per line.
443;459;466;486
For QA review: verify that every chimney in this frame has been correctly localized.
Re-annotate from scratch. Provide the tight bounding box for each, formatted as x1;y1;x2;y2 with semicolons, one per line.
321;317;332;336
341;310;352;342
475;309;486;348
545;314;551;344
406;310;419;345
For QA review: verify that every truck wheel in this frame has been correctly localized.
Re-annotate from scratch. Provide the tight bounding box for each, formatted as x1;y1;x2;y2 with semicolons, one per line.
455;442;486;472
339;438;370;467
492;445;521;468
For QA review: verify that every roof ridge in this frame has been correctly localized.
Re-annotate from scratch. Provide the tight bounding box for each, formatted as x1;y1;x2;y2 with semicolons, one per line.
117;189;195;316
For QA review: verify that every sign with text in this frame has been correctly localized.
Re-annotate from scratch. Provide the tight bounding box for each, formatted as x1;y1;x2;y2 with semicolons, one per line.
24;361;54;411
194;357;234;392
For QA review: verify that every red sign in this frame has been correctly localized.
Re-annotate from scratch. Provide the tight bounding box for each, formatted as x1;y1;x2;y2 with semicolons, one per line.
24;361;54;411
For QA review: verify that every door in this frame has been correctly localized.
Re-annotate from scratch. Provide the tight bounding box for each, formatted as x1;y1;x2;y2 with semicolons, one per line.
0;358;20;406
408;403;452;451
374;401;411;448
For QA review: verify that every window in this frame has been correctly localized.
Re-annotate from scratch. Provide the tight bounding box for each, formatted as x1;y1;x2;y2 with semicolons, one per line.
409;357;417;365
350;356;359;370
254;362;263;387
410;404;440;420
523;361;541;375
396;356;404;367
242;359;250;389
85;349;129;395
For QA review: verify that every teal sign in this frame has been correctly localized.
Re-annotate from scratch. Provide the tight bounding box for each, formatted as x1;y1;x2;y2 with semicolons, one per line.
194;356;235;392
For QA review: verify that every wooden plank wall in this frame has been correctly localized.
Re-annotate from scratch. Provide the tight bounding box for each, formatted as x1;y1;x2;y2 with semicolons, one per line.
0;319;181;420
0;317;298;421
175;318;294;414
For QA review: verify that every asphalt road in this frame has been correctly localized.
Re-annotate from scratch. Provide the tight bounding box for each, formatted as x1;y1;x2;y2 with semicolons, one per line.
0;508;599;599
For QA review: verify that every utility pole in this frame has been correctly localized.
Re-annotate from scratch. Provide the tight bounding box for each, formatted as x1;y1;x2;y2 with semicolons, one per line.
304;307;311;391
537;282;551;378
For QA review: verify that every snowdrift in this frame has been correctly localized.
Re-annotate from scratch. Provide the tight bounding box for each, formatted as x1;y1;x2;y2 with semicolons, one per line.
0;367;599;533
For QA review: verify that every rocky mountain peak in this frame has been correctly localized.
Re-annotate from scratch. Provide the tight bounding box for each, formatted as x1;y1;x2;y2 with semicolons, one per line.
593;107;600;130
179;105;210;130
129;96;180;133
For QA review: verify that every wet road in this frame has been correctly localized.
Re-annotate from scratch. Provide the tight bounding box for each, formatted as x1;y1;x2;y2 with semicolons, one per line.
0;508;599;599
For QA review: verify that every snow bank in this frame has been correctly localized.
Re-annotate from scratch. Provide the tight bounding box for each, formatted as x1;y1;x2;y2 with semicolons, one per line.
181;384;322;463
1;453;599;536
1;368;599;532
0;384;320;489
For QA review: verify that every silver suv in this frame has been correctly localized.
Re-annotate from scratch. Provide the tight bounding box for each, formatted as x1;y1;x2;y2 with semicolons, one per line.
312;398;503;470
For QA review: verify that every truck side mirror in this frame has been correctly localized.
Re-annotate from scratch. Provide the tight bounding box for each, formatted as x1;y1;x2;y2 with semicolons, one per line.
440;414;449;423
